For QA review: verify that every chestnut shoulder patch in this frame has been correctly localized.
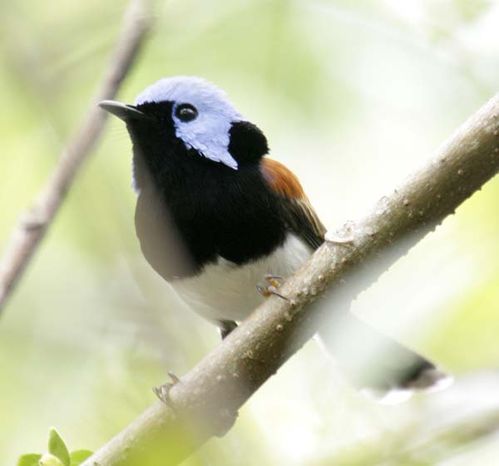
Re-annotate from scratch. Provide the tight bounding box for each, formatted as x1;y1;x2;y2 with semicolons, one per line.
260;158;305;200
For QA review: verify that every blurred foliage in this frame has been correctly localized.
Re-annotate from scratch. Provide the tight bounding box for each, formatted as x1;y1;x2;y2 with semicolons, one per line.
1;0;499;465
17;428;92;466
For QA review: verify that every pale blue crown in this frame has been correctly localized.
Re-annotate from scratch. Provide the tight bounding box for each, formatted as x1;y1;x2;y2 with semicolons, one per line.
135;76;243;170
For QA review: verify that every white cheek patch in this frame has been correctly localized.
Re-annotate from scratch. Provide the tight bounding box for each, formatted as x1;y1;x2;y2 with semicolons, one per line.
135;76;244;171
174;107;240;170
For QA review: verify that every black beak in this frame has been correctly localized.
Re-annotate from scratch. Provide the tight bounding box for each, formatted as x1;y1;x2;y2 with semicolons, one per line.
99;100;148;121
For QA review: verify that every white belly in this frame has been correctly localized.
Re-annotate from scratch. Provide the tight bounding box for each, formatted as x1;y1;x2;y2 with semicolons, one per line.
171;234;312;323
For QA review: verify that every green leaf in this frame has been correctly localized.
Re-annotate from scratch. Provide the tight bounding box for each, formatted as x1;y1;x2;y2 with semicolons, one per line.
48;429;70;466
69;450;93;466
16;453;42;466
39;453;65;466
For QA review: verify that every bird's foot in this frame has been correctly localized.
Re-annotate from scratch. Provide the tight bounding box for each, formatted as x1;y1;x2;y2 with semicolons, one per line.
153;371;180;409
219;320;238;340
257;274;289;301
264;274;284;288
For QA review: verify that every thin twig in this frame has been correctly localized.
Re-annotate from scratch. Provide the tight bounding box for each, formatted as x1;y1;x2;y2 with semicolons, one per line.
0;0;153;312
82;94;499;466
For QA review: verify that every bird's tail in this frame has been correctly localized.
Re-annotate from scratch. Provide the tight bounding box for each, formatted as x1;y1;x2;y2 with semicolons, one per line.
318;314;452;402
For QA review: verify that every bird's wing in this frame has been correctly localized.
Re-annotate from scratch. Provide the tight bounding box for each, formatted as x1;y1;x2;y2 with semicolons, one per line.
260;158;326;250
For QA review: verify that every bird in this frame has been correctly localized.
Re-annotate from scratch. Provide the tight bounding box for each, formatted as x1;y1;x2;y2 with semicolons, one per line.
99;76;450;399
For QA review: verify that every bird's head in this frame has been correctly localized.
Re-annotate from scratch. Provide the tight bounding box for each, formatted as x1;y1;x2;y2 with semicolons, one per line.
99;76;269;172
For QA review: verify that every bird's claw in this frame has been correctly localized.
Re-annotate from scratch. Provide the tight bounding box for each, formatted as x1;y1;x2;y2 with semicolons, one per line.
257;274;290;301
264;274;284;288
153;371;180;409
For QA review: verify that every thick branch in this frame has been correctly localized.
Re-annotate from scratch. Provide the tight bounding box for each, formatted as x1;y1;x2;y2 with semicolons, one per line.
0;0;153;312
86;93;498;466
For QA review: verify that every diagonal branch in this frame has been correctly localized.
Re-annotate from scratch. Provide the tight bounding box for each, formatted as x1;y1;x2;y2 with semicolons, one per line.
82;93;499;466
0;0;153;312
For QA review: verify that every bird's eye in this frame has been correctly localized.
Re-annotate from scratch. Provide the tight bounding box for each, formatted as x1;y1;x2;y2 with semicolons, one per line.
175;103;198;122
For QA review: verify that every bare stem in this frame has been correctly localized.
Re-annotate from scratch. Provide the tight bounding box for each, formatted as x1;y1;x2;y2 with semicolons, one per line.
82;95;499;466
0;0;153;312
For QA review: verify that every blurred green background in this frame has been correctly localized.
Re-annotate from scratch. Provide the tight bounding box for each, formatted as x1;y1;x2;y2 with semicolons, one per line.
1;0;499;464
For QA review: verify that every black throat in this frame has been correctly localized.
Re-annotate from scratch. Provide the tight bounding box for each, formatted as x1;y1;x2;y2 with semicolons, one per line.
127;102;288;279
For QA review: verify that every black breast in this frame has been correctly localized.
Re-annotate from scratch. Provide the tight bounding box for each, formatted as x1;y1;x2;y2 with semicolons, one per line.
133;153;288;280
